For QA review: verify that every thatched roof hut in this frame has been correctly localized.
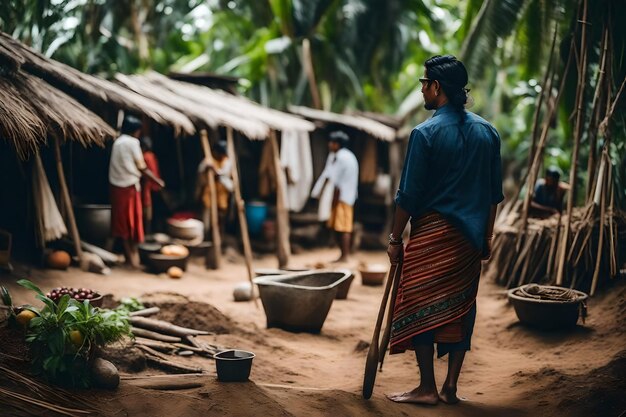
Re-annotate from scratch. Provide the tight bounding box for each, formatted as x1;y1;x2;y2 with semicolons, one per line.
0;56;114;159
0;32;195;137
116;71;315;139
287;106;398;142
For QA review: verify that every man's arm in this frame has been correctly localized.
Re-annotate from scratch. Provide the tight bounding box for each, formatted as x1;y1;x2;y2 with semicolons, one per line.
530;200;558;215
141;168;165;189
387;205;410;265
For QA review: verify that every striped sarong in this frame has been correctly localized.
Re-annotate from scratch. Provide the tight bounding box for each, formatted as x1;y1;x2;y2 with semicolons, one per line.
390;211;481;354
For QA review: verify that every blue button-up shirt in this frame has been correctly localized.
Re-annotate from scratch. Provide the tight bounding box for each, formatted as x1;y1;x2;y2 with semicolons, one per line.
395;104;504;250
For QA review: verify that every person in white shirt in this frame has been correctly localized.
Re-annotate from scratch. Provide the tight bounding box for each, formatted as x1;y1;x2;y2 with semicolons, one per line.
109;115;164;268
326;131;359;262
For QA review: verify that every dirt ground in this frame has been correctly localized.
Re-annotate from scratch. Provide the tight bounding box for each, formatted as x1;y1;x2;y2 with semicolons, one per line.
2;247;626;417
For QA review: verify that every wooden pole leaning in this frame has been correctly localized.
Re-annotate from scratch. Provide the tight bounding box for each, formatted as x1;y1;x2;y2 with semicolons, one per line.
268;130;291;269
226;127;257;305
53;136;84;266
362;261;400;399
200;129;222;269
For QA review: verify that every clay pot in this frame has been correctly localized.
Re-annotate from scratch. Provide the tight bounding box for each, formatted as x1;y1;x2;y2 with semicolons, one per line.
46;250;71;270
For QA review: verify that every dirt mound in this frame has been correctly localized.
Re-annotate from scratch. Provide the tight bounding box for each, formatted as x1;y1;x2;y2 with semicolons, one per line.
141;292;238;334
523;350;626;417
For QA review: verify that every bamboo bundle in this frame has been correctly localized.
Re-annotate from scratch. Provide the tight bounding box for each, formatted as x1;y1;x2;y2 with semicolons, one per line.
486;205;624;293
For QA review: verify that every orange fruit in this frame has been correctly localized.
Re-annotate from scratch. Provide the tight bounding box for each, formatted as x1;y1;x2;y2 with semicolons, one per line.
69;330;84;348
16;309;36;327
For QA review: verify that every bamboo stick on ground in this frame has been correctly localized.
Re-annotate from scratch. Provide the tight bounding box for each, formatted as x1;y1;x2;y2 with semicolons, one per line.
129;307;160;317
123;375;204;390
143;355;203;374
130;327;182;343
130;316;209;337
134;337;176;353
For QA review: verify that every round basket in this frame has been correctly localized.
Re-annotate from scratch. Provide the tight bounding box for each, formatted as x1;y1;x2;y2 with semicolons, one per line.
508;284;588;330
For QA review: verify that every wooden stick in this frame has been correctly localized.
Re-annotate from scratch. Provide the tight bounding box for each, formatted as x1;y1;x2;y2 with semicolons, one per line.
363;262;399;399
130;316;209;337
268;130;291;268
200;129;222;269
378;259;402;370
144;355;204;374
590;152;608;295
136;344;175;361
129;307;160;317
226;127;256;304
124;375;204;390
131;327;182;343
53;136;84;266
134;337;176;353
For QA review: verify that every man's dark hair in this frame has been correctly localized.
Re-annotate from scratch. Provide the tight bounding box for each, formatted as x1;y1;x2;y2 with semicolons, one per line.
121;115;142;135
424;55;469;111
329;130;350;148
546;167;561;180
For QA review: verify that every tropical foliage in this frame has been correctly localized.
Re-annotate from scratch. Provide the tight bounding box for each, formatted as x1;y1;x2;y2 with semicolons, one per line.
16;280;131;388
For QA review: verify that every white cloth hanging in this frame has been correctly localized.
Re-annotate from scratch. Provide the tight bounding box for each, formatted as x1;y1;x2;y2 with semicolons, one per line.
280;130;313;212
311;152;336;222
32;153;67;245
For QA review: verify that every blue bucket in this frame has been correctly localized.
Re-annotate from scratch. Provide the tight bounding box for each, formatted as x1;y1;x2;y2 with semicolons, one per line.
245;201;267;235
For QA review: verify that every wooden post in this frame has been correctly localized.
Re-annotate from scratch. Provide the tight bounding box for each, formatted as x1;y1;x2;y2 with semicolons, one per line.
226;128;256;292
199;129;222;269
53;136;84;265
268;130;291;268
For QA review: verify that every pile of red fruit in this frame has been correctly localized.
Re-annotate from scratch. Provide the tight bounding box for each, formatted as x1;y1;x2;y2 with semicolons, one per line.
46;287;100;302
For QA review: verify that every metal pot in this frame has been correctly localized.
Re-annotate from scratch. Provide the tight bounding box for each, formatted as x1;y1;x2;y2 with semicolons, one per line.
74;204;111;245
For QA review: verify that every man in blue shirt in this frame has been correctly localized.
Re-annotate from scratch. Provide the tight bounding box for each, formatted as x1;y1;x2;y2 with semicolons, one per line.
385;55;503;406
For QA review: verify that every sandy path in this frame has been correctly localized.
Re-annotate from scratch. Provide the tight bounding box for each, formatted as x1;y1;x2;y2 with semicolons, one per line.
3;247;625;416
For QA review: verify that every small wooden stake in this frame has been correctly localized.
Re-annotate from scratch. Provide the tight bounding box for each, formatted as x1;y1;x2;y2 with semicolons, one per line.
53;136;84;265
200;129;222;269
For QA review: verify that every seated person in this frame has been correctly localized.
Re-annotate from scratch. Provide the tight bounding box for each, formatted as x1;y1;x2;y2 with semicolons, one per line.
530;167;569;218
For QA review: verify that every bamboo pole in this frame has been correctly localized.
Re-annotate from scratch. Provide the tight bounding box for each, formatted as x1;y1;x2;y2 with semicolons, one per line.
585;25;609;200
53;136;84;265
226;127;257;304
268;130;291;268
199;129;222;269
556;0;589;285
590;152;608;296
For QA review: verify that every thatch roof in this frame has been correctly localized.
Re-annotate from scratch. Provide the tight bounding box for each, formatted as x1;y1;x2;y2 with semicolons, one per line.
287;106;397;142
115;73;269;139
0;32;195;137
0;68;114;159
117;71;315;139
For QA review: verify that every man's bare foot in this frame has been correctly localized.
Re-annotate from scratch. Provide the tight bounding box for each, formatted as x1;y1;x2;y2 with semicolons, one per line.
331;257;349;264
386;387;439;405
438;386;466;404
